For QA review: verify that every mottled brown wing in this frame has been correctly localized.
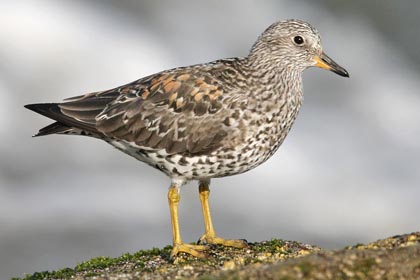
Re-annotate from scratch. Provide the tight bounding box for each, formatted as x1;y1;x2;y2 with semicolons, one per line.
95;71;238;155
54;89;123;135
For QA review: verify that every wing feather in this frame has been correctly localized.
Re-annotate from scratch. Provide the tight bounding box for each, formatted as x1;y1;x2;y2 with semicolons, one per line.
96;69;239;155
32;59;246;155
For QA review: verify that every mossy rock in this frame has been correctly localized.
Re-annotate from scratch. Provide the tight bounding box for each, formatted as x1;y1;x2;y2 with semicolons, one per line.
14;232;420;279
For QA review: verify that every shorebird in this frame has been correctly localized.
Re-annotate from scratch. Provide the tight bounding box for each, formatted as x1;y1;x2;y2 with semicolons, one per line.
25;19;349;258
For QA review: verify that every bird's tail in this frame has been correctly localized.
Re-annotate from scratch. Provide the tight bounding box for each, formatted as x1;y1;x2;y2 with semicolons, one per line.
24;103;97;137
24;103;70;137
25;103;61;121
34;121;72;137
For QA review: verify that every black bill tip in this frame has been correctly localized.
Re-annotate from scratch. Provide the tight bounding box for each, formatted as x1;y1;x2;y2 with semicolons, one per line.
315;52;349;78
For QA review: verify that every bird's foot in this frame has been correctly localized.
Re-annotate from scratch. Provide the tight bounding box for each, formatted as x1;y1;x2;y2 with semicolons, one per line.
198;234;248;248
170;243;209;259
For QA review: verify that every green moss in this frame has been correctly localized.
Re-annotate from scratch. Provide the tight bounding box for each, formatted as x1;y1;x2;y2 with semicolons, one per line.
13;246;171;280
83;271;100;277
50;268;74;279
253;238;286;253
133;245;171;258
75;256;114;271
11;267;76;280
12;233;420;279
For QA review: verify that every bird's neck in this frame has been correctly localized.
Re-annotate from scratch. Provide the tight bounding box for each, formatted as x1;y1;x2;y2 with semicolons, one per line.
242;55;303;103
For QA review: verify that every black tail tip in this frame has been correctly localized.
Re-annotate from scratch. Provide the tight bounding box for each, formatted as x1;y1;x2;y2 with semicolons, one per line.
24;103;37;111
24;103;50;113
24;103;61;117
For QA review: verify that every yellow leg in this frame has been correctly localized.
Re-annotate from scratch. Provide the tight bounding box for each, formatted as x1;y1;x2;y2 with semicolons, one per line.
198;180;248;248
168;185;208;259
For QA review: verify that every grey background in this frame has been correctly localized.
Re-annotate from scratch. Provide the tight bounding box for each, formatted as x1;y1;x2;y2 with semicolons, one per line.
1;0;420;279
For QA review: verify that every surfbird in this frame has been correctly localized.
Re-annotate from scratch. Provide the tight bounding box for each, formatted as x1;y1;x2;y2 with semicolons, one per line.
25;19;349;258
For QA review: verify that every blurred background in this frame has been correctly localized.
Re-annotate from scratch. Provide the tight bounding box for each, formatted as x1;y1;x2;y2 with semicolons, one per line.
1;0;419;278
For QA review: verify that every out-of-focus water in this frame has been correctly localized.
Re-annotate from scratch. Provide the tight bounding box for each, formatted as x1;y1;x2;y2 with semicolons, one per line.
1;1;419;279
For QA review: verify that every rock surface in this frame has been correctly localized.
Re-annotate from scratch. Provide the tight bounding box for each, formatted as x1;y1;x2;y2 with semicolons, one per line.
15;232;420;279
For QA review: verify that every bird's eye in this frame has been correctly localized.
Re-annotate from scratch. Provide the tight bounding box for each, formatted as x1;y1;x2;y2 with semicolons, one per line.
293;36;304;45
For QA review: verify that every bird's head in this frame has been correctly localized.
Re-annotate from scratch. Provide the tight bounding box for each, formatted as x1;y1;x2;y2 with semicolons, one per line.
250;19;349;77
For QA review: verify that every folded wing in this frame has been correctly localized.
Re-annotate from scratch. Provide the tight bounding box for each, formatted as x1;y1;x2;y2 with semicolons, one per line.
28;67;243;155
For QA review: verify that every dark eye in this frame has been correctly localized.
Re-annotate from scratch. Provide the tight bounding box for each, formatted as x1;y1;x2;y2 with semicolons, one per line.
293;36;304;45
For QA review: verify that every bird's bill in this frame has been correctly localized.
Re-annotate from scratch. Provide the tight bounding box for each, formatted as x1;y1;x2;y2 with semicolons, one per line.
314;52;349;77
